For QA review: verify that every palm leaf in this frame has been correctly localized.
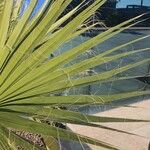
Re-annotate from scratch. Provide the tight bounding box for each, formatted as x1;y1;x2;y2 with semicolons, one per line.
0;0;149;149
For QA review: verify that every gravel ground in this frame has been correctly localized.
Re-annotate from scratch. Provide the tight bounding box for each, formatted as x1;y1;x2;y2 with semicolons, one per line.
13;130;45;150
12;122;66;150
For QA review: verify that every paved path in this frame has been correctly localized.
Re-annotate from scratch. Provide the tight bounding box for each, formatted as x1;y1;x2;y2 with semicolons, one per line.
68;97;150;150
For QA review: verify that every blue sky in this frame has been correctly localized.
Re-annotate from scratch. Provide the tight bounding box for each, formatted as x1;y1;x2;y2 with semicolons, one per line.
117;0;150;8
35;0;150;8
25;0;150;12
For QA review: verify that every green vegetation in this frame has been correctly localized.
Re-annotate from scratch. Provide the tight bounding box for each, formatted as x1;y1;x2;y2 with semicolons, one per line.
0;0;149;149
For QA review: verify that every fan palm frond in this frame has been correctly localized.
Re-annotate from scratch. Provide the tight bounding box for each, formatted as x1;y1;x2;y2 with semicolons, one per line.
0;0;149;149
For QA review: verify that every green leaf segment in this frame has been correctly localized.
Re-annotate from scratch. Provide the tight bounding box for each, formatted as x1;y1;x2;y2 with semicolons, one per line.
0;0;149;149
